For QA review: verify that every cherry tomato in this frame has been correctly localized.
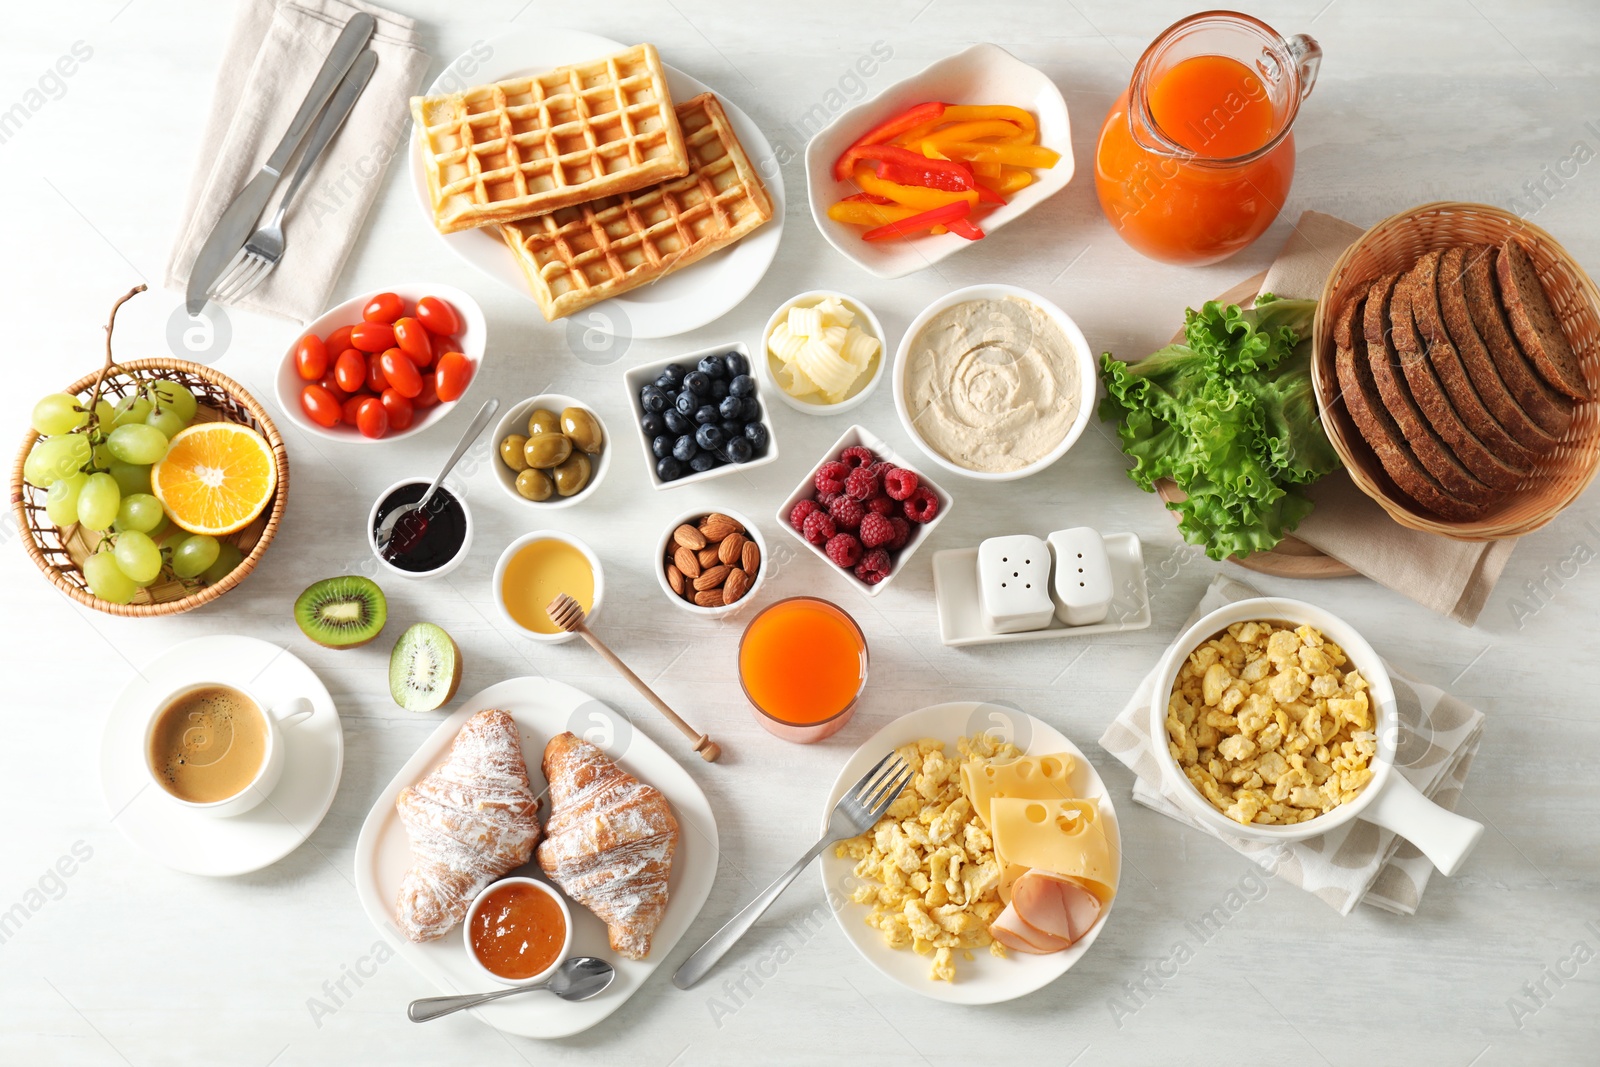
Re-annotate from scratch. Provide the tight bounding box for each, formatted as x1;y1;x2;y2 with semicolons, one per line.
392;316;433;367
380;389;416;431
365;352;388;393
325;324;356;354
413;375;441;409
416;296;462;337
379;348;423;398
355;396;388;439
300;384;341;428
294;334;328;381
342;392;369;427
333;348;367;394
363;292;404;324
318;371;349;403
434;351;473;402
350;321;396;353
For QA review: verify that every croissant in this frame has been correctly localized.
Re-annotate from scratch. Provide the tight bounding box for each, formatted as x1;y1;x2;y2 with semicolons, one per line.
536;732;679;960
393;709;542;943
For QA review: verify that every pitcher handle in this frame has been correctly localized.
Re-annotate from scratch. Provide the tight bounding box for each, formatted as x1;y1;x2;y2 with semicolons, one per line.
1286;33;1322;100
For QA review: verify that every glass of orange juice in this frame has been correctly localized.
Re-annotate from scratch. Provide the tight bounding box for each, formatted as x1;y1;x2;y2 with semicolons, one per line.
739;597;868;743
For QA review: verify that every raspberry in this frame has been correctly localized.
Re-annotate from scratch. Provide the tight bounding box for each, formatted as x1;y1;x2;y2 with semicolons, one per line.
838;445;876;470
814;460;849;495
828;495;864;530
789;499;821;531
859;512;894;548
903;485;940;523
802;510;836;546
844;466;880;501
887;516;911;550
883;467;919;501
824;532;862;568
854;548;892;585
867;460;893;479
866;496;896;518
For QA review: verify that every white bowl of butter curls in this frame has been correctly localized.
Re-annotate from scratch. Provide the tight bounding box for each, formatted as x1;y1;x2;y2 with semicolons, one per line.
759;290;886;416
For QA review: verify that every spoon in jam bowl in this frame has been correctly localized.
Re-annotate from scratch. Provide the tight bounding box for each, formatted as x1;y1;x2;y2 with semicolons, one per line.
406;956;615;1022
376;397;499;557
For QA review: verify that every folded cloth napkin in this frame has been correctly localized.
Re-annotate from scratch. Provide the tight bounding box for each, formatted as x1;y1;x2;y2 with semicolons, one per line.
1255;210;1518;625
1098;574;1485;916
164;0;429;322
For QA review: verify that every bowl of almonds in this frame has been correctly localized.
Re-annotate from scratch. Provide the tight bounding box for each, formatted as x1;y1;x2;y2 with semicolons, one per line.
655;508;766;618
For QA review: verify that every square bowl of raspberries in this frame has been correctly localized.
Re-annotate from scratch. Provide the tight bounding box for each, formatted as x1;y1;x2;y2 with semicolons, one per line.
624;342;780;489
777;425;953;597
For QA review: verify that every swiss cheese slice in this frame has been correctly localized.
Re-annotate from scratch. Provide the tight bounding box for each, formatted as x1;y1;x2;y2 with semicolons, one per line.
990;797;1117;904
961;752;1078;828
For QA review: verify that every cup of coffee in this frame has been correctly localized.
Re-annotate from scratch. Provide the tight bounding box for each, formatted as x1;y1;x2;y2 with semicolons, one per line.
143;682;313;818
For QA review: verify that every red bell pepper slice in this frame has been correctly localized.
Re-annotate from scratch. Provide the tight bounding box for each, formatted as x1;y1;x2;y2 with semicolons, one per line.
840;192;894;205
861;200;972;242
852;144;1009;204
832;101;946;181
946;217;986;241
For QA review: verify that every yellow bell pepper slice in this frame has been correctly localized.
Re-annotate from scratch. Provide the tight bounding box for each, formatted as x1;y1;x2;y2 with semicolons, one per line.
974;160;1002;180
941;105;1037;139
852;166;979;210
917;120;1025;147
943;142;1060;168
984;166;1034;195
827;200;924;228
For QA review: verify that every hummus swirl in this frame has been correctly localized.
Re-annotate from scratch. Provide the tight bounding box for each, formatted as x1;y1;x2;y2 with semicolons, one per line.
904;297;1081;473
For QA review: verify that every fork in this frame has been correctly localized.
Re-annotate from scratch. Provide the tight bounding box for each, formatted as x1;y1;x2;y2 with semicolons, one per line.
671;751;912;989
209;49;377;306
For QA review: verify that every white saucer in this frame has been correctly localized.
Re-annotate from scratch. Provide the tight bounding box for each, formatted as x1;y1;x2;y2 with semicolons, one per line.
99;636;343;877
409;29;786;339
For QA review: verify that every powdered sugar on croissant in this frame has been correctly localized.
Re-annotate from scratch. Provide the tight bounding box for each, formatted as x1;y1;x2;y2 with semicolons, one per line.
536;732;678;960
394;709;542;943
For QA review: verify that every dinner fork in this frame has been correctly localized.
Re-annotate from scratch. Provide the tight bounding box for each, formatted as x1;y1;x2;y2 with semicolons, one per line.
672;751;912;989
209;49;377;305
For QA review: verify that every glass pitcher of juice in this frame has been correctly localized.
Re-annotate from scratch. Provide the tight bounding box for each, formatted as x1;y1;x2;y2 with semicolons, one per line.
1094;11;1321;266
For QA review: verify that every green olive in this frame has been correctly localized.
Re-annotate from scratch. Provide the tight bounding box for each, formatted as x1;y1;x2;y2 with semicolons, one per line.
523;433;573;470
560;406;604;454
499;434;529;472
526;408;561;437
514;468;554;501
552;452;592;497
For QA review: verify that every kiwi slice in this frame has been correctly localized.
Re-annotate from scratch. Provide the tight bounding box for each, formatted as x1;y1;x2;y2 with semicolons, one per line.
389;622;463;712
294;576;387;649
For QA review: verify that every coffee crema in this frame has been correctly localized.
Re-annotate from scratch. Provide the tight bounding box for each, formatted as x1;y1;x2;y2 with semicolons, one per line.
147;684;268;804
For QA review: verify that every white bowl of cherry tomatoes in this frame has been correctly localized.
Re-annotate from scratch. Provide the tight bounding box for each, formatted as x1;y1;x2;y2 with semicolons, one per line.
276;284;485;442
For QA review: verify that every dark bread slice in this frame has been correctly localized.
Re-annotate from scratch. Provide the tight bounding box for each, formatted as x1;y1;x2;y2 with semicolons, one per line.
1496;238;1592;400
1461;244;1573;436
1334;290;1485;520
1390;269;1524;492
1438;246;1561;454
1363;272;1500;505
1409;250;1538;468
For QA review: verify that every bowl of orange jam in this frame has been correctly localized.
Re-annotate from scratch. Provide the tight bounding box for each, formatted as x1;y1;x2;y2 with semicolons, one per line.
464;877;572;986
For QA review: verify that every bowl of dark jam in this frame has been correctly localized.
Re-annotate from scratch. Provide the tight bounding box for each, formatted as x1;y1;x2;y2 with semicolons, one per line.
368;478;473;579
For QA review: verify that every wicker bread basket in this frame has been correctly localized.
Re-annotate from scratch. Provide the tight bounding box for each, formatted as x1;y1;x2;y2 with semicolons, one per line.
1312;201;1600;540
10;358;289;616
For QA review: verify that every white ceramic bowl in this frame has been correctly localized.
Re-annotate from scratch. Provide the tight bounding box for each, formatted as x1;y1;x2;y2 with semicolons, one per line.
462;877;573;987
893;283;1097;482
492;531;604;645
489;394;611;509
365;477;473;581
775;425;953;599
1148;597;1484;876
621;342;780;490
758;291;888;416
275;283;486;443
653;507;768;619
804;43;1074;280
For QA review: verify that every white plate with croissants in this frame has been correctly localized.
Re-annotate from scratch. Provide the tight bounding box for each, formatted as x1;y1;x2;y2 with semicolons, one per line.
352;676;718;1037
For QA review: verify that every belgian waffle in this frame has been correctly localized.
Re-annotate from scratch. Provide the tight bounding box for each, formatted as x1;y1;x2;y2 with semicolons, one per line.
500;92;774;322
410;44;689;234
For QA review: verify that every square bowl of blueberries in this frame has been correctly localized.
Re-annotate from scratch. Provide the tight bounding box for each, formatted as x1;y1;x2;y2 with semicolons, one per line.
623;342;780;489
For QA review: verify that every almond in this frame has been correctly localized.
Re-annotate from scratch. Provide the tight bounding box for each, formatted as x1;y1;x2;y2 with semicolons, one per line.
719;532;746;566
667;564;685;596
723;567;752;605
741;539;760;573
674;545;701;579
699;512;742;543
694;589;725;608
693;564;730;591
674;523;707;551
698;545;721;569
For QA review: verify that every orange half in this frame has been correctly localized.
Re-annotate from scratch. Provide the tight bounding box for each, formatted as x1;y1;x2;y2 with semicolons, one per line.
152;423;277;535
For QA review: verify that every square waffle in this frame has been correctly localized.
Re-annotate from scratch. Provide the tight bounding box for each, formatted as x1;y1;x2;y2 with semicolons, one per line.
410;43;689;234
499;92;774;322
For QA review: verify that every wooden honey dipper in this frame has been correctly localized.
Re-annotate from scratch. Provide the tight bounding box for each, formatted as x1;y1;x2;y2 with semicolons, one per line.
546;593;721;763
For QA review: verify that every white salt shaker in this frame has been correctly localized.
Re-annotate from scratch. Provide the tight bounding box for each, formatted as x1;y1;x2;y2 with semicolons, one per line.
1048;527;1112;626
977;535;1055;634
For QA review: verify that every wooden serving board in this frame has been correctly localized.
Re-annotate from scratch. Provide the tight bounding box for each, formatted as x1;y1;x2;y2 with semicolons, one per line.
1153;271;1358;580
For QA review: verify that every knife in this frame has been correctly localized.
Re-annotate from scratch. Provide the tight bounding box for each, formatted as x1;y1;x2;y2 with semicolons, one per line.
185;11;376;314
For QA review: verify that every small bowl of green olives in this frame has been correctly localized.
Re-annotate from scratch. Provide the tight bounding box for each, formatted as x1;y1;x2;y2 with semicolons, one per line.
492;394;610;508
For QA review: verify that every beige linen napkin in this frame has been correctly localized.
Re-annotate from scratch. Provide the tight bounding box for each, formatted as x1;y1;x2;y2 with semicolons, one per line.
1256;210;1517;624
1098;574;1485;916
164;0;429;322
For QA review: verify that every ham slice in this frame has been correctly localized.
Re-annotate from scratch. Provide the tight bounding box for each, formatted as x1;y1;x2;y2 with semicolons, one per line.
987;870;1103;954
989;903;1071;954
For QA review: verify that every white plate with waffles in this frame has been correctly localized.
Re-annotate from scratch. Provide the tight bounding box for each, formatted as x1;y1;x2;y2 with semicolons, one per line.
409;29;786;340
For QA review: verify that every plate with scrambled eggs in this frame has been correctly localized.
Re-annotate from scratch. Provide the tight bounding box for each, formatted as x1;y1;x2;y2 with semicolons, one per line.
818;701;1120;1004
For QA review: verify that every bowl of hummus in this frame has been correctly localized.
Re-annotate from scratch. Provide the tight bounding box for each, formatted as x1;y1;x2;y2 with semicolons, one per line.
894;284;1095;480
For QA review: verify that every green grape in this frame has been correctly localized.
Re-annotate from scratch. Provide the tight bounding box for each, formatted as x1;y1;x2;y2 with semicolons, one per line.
148;380;198;423
45;473;88;525
111;395;152;427
90;398;115;429
201;541;244;585
172;534;220;579
22;434;92;487
114;493;164;533
83;552;137;605
32;393;88;436
90;442;113;470
77;472;121;531
106;424;169;464
112;530;162;585
145;406;187;439
107;460;151;496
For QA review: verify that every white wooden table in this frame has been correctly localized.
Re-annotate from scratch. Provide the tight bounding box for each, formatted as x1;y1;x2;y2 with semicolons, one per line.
4;1;1598;1063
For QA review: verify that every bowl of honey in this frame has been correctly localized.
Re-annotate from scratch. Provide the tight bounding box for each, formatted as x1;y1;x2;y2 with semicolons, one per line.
493;531;603;643
738;596;869;743
463;876;572;986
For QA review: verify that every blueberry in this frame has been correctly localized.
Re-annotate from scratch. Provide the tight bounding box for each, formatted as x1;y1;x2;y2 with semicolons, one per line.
656;456;684;482
689;452;720;473
741;397;762;422
695;424;725;451
655;373;677;391
659;363;686;387
720;418;744;440
672;435;699;462
651;434;674;459
663;408;691;434
640;385;668;413
694;404;719;426
726;437;754;463
718;394;744;420
674;391;698;417
743;422;769;453
697;355;726;380
710;377;730;400
724;350;748;378
640;411;666;437
683;370;711;395
729;374;756;398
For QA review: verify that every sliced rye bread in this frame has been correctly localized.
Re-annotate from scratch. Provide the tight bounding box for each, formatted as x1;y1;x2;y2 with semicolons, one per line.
1363;272;1500;506
1438;246;1562;454
1390;268;1525;493
1333;290;1485;520
1409;249;1538;468
1496;238;1592;400
1460;244;1574;436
